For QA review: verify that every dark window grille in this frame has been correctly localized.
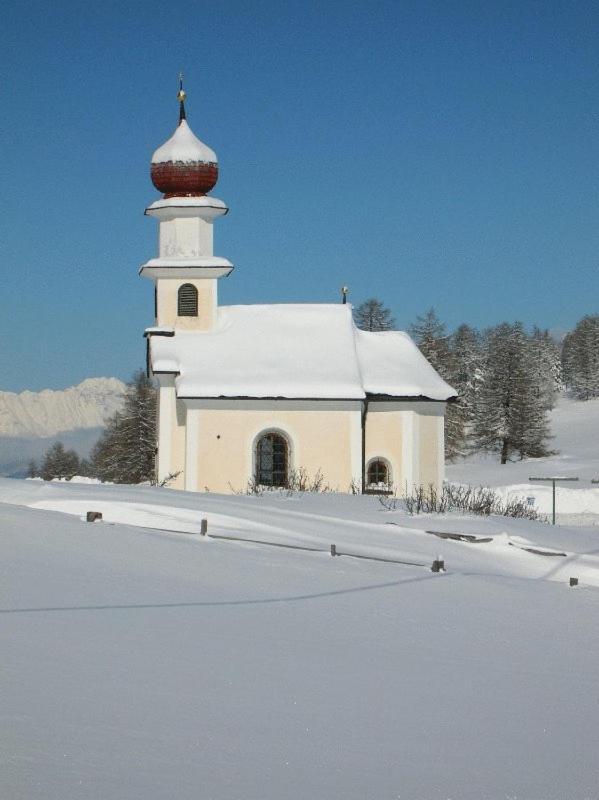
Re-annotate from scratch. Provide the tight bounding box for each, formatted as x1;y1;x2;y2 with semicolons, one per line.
367;459;389;486
256;433;288;487
178;283;198;316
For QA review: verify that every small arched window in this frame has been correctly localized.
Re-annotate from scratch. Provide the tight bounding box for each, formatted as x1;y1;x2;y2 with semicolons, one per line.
178;283;198;317
256;432;288;487
367;459;389;487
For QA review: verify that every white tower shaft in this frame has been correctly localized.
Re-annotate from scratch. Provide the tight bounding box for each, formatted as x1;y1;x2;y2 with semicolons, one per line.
140;196;233;331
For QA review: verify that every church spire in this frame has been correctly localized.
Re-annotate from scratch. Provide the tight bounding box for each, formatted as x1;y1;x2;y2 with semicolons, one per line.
150;77;219;197
177;73;186;125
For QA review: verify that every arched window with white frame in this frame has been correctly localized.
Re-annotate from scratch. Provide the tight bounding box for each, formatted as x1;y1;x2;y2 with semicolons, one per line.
255;431;289;487
366;458;391;489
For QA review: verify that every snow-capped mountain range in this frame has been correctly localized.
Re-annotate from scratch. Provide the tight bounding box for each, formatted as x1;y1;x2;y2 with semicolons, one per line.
0;378;125;438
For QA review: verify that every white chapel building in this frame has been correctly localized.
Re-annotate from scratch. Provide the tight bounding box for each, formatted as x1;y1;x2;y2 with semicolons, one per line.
141;85;456;494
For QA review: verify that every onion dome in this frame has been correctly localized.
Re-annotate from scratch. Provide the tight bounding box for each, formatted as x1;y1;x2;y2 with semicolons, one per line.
151;77;218;198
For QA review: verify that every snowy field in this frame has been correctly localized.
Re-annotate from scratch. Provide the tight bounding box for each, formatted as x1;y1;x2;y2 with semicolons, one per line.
447;395;599;524
2;477;599;799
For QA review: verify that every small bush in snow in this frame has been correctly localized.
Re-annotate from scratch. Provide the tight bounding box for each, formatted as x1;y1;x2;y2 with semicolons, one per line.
379;483;546;521
242;467;332;495
286;468;331;494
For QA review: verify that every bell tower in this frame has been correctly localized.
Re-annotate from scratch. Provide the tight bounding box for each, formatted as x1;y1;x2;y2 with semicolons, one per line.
140;78;233;331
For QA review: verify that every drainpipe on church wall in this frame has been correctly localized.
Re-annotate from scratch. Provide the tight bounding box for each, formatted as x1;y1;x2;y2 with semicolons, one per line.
361;398;369;493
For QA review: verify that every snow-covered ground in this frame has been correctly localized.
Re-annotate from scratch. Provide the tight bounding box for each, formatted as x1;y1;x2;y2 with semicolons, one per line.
2;477;599;799
447;395;599;524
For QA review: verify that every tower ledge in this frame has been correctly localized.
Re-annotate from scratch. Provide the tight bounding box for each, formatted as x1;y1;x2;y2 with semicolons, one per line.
145;196;228;220
139;256;234;280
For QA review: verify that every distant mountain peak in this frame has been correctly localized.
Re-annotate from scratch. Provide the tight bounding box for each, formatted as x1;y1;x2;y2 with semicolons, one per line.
0;377;126;438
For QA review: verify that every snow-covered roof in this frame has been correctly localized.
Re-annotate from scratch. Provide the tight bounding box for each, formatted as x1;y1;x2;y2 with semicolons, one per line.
149;304;456;401
144;326;174;337
151;120;217;165
355;328;454;400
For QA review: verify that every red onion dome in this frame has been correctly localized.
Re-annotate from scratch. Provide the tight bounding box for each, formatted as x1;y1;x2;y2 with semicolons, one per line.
151;82;218;197
151;119;218;197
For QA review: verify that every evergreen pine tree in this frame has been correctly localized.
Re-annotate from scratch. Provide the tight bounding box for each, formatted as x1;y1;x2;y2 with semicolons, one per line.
353;298;395;331
90;414;124;483
40;442;81;481
561;315;599;399
449;324;483;427
90;370;157;484
26;459;38;478
444;324;483;458
529;327;562;410
409;308;466;460
473;323;551;462
78;458;92;478
409;308;450;373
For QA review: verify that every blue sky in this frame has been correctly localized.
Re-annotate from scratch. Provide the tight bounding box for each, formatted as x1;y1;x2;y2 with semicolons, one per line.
2;1;599;391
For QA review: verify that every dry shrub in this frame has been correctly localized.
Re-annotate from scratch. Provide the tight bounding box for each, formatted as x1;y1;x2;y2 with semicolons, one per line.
379;483;545;522
244;468;332;496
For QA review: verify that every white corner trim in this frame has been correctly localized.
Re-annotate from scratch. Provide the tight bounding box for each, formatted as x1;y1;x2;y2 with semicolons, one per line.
157;375;175;482
210;277;218;322
412;409;421;489
401;409;415;492
437;412;445;488
350;406;362;488
184;407;200;491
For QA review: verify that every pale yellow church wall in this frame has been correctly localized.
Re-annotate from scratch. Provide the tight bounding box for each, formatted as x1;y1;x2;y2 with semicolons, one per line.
417;403;445;489
155;373;187;490
160;395;446;494
168;398;187;489
156;278;216;330
184;400;361;493
364;404;404;490
366;401;445;492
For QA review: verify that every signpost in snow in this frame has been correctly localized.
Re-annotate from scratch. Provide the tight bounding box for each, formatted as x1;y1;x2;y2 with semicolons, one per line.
528;477;579;525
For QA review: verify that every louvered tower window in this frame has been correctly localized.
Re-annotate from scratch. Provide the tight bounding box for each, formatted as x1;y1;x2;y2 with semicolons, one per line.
178;283;198;316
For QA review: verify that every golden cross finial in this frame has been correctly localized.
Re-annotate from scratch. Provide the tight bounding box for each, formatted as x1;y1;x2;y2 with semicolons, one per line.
177;72;187;123
177;72;186;103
